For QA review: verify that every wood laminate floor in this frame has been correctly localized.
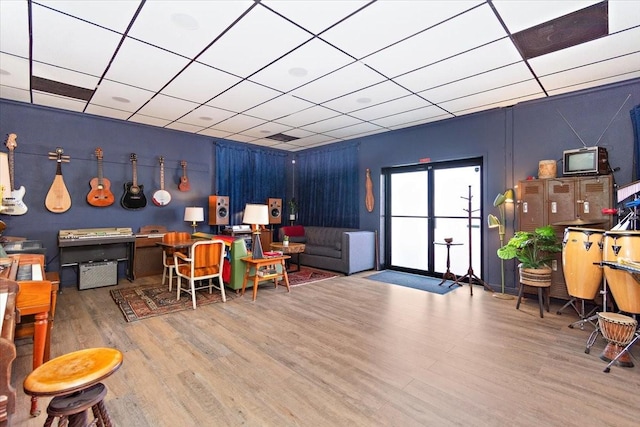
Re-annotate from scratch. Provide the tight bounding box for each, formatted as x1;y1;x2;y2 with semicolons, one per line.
9;272;640;426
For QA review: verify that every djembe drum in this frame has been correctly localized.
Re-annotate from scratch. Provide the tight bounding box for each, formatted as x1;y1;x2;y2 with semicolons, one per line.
597;312;637;367
563;227;604;300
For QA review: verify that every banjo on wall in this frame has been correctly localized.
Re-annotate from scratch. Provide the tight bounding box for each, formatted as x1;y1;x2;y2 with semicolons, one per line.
152;156;171;206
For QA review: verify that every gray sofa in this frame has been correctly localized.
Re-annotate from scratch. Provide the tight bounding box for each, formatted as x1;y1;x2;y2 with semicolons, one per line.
278;225;375;275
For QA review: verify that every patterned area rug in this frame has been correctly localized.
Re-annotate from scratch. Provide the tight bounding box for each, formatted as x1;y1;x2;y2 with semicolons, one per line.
111;267;338;322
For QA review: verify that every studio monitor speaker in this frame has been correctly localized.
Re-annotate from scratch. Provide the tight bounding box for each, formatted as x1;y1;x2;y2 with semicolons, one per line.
208;195;229;225
267;198;282;224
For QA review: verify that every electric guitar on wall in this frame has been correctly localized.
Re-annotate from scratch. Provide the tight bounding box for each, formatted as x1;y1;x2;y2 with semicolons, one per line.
178;160;190;192
45;147;72;213
152;156;171;206
121;153;147;210
1;133;28;215
86;147;115;207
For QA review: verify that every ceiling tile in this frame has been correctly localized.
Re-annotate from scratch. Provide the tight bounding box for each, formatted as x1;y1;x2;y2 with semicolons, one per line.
37;0;141;33
165;122;206;134
214;114;268;135
323;122;385;139
248;38;355;92
85;104;133;121
32;4;123;77
130;0;253;58
243;94;315;121
371;105;450;129
32;91;86;112
160;62;242;104
237;121;295;139
197;128;233;139
197;5;312;78
492;0;601;34
323;80;413;114
321;0;482;59
299;114;363;133
0;54;29;90
290;61;386;103
0;0;29;57
32;63;99;92
136;94;200;121
394;38;524;93
90;80;155;113
128;114;172;128
178;105;236;127
349;95;433;121
386;113;454;130
609;0;640;32
0;86;30;103
274;105;339;128
103;37;190;92
362;4;508;78
546;71;640;97
206;80;281;113
261;0;369;34
440;80;544;114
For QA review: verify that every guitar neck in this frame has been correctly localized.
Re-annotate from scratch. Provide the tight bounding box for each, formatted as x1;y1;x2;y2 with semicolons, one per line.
160;163;165;190
8;149;15;191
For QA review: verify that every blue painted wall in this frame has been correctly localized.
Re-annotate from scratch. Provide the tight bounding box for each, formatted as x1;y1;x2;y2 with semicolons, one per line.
1;77;639;289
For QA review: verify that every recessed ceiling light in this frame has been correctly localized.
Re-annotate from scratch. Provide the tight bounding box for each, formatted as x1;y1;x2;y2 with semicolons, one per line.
289;67;308;77
260;130;270;134
171;13;199;31
199;116;213;121
112;96;130;103
357;97;372;104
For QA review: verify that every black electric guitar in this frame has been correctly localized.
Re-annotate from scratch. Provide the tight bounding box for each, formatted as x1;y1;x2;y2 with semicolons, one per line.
121;153;147;210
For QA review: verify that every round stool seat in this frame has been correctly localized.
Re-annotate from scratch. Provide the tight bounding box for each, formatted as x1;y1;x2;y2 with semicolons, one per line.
24;347;123;397
47;382;106;417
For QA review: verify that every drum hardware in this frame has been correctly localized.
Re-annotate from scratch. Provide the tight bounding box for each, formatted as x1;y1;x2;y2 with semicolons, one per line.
552;218;603;226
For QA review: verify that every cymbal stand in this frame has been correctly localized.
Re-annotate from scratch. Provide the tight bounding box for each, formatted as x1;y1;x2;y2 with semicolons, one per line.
455;185;494;296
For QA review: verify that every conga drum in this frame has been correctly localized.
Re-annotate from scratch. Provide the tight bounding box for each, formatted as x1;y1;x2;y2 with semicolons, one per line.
562;227;604;300
603;230;640;314
597;312;637;367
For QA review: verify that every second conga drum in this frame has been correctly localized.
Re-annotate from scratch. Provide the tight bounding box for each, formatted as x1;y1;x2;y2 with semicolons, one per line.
603;230;640;314
562;227;604;300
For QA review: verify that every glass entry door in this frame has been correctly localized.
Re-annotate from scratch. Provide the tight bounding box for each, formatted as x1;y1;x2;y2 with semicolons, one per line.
384;158;482;279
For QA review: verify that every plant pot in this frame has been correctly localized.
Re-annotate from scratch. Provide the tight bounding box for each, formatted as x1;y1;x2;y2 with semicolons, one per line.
289;214;296;221
283;241;289;247
519;266;552;287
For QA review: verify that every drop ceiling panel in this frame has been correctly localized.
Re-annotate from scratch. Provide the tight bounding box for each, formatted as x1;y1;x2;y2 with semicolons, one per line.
197;5;312;78
178;105;236;127
440;80;544;114
387;113;453;130
129;0;253;59
197;128;233;139
290;61;386;104
160;62;241;104
492;0;600;33
31;5;122;77
323;122;385;139
0;86;30;103
85;104;132;121
609;0;640;32
128;114;172;128
372;105;450;129
37;0;141;33
248;38;355;92
261;0;369;35
299;114;364;134
165;122;206;134
349;95;434;121
394;38;524;93
103;38;190;92
237;122;295;139
419;63;535;104
32;63;99;92
0;54;29;90
321;1;482;59
32;91;86;112
90;80;155;113
0;0;29;57
214;114;267;134
136;94;200;121
323;81;413;114
274;105;339;128
539;52;640;92
530;27;640;76
547;71;640;97
362;4;508;78
206;80;281;113
243;94;315;121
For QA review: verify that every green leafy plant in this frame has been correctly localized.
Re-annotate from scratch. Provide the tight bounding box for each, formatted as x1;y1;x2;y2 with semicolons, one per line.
288;198;297;215
497;225;562;269
283;235;289;242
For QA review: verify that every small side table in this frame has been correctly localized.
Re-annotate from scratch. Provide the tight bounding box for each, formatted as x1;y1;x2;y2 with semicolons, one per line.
434;241;463;287
241;255;291;301
270;242;305;272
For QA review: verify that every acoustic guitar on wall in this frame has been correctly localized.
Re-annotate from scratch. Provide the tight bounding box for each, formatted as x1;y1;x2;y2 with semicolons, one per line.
178;160;190;192
121;153;147;210
1;133;28;215
152;156;171;206
45;147;72;213
86;147;115;207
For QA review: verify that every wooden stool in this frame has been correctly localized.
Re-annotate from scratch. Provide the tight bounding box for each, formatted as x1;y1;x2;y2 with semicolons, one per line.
23;347;123;425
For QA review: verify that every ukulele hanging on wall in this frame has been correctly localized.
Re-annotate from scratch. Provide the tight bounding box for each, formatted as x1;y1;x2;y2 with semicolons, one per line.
1;133;28;215
86;147;115;207
178;160;190;192
45;147;72;213
152;156;171;206
121;153;147;210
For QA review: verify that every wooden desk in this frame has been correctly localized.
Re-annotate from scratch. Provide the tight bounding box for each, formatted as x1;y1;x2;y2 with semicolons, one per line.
156;239;202;251
241;255;290;301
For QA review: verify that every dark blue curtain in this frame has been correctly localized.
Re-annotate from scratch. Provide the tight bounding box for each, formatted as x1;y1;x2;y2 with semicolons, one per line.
296;142;359;227
215;141;287;224
631;104;640;181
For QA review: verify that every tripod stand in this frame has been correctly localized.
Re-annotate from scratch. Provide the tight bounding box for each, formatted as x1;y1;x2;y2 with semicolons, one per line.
455;185;495;296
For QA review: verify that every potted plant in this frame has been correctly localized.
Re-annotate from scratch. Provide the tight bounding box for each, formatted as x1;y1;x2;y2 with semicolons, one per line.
497;225;562;286
288;198;297;221
282;235;289;247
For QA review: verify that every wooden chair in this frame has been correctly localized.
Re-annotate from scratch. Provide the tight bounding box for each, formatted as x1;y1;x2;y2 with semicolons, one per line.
174;240;226;309
161;231;191;291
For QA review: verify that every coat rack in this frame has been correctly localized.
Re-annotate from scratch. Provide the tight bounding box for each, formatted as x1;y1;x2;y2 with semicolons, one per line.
456;185;495;296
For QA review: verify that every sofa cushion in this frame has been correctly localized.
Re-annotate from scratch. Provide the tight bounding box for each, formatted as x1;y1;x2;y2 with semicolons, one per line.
282;225;305;237
289;236;307;243
304;244;341;259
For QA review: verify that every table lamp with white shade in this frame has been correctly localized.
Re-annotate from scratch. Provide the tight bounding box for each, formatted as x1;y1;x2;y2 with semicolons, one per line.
184;206;204;233
243;203;269;259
